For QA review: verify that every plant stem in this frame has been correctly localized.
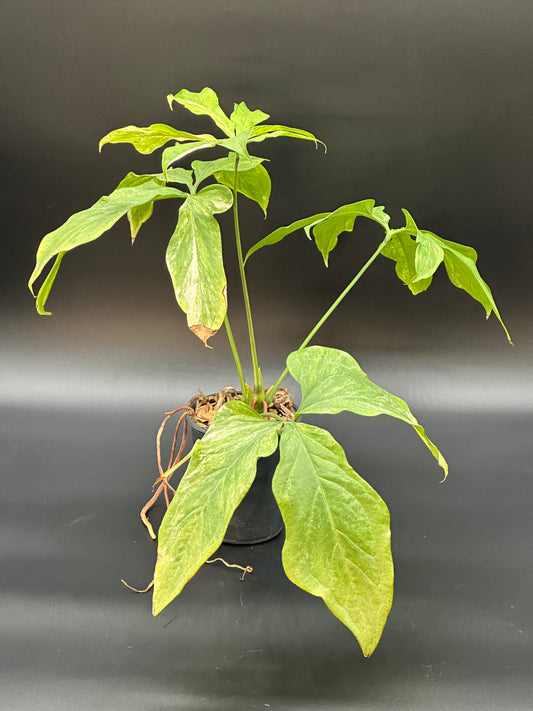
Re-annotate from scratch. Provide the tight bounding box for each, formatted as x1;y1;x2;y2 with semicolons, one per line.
161;448;194;480
232;155;264;399
266;232;392;402
224;314;247;395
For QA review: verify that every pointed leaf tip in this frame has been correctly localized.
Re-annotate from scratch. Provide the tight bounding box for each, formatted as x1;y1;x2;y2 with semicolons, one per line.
214;162;271;216
168;88;234;136
244;212;330;263
274;423;393;655
309;200;386;264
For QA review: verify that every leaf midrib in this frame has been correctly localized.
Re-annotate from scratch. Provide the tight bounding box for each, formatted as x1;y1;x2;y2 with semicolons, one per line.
290;426;378;586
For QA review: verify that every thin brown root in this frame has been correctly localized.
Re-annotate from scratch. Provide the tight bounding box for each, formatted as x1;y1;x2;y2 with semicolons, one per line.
152;476;176;494
169;411;190;471
141;405;194;539
121;578;154;593
156;406;193;477
206;557;254;581
140;484;163;540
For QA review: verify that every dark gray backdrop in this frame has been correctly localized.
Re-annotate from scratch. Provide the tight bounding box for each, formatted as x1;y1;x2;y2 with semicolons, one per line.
1;2;532;710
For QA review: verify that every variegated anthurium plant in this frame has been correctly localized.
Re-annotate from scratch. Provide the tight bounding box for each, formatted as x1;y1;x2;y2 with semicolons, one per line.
29;88;511;657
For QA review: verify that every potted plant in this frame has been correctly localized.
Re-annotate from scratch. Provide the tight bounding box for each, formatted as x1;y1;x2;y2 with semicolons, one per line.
28;87;511;657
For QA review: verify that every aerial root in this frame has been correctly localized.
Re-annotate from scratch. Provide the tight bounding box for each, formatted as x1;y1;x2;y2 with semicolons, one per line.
121;557;252;598
121;578;154;593
140;405;194;539
206;557;254;581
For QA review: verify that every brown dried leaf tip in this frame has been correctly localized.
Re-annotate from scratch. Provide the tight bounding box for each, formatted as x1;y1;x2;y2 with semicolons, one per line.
190;323;218;348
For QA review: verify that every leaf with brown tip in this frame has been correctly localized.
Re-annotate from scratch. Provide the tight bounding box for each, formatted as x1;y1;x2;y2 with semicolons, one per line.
165;185;234;346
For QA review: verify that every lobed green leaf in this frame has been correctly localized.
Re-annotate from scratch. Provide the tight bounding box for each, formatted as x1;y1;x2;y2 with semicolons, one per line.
273;422;393;656
308;200;390;266
230;101;269;133
99;123;215;154
287;346;448;478
153;401;280;616
29;179;188;313
387;209;511;342
167;87;235;137
423;231;512;343
244;212;330;264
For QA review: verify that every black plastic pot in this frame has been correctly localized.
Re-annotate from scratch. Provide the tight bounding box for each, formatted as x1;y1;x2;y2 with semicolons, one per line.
188;411;284;545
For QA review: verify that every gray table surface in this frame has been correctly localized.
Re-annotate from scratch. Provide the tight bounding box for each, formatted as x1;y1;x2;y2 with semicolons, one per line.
1;403;531;711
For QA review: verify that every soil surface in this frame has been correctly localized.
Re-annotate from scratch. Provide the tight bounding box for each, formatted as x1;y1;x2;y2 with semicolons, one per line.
189;387;296;429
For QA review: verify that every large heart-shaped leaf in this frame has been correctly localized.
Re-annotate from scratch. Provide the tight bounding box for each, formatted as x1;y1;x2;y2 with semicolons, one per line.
309;200;391;266
99;123;216;154
244;212;330;264
165;184;233;345
273;422;393;656
153;401;280;616
29;179;188;314
167;87;235;137
287;346;448;478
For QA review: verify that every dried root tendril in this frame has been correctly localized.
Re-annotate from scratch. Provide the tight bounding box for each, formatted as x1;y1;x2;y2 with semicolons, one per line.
205;557;254;581
140;404;194;539
121;578;154;593
121;556;253;595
